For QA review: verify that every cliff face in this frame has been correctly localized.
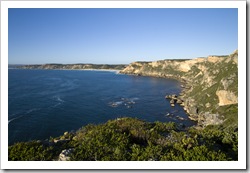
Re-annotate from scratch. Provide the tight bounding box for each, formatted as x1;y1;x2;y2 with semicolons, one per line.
121;50;238;128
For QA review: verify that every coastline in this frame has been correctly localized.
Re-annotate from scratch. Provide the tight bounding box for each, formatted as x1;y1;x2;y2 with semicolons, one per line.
119;51;238;129
9;67;121;73
18;67;196;127
119;71;197;127
8;60;238;161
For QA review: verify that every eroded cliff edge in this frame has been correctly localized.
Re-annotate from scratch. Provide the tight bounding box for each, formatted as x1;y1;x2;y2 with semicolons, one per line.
120;50;238;128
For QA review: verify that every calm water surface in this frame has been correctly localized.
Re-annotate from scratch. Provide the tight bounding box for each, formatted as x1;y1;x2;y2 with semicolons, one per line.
8;69;195;145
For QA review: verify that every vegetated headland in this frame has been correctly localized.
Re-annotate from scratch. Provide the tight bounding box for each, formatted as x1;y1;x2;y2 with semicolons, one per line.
12;63;127;71
8;50;238;161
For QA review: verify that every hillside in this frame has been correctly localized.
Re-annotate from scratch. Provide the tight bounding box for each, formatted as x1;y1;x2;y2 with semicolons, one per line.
120;50;238;129
8;117;237;161
15;63;127;70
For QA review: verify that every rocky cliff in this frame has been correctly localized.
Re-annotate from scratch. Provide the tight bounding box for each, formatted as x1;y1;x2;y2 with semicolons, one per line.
120;50;238;128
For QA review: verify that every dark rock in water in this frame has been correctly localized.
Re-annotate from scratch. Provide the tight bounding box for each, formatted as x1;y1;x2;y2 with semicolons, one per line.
165;95;171;99
110;102;118;107
176;115;185;121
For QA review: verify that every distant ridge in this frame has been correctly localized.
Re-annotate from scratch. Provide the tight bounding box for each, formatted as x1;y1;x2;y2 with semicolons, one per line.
15;63;127;71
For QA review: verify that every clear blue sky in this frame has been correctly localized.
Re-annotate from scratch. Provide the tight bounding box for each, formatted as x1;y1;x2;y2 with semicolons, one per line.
8;8;238;64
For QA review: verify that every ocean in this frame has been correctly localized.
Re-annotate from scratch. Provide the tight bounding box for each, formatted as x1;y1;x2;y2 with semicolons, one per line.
8;69;195;145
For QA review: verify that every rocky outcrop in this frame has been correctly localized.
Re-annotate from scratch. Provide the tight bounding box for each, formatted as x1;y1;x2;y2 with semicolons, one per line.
216;90;238;106
58;148;74;161
121;50;238;127
198;112;224;127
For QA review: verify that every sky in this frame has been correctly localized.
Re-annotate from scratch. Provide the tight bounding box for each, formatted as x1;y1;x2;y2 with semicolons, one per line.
8;8;238;64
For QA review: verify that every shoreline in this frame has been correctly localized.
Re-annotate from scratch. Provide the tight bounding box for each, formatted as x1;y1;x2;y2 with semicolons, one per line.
120;72;199;127
9;68;121;73
11;67;199;128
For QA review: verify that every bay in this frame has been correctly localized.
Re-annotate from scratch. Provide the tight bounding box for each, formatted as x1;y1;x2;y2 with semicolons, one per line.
8;69;195;145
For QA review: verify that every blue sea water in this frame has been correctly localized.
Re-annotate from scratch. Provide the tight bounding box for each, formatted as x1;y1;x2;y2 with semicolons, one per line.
8;69;195;145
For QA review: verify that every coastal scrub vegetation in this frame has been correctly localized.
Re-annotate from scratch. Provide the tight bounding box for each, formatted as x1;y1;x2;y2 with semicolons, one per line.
8;117;237;161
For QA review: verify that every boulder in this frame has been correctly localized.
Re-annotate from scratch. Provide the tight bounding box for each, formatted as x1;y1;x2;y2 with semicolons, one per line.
202;112;224;126
58;148;74;161
171;94;177;98
72;136;78;141
205;102;211;108
176;99;183;104
176;116;185;121
54;139;70;144
170;99;175;104
188;106;199;115
165;95;171;99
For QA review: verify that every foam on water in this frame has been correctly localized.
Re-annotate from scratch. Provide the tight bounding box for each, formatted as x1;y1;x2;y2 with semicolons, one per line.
8;115;25;124
8;108;41;124
108;97;139;108
26;108;40;114
51;96;65;108
8;69;196;145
